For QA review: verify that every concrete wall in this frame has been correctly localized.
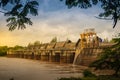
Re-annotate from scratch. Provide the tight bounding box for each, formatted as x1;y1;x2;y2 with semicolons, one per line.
7;41;114;66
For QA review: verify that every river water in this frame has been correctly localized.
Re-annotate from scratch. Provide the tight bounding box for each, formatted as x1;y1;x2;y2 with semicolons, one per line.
0;57;87;80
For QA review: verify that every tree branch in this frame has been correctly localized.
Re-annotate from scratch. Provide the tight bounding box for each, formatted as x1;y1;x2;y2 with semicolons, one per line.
95;16;112;20
0;10;6;13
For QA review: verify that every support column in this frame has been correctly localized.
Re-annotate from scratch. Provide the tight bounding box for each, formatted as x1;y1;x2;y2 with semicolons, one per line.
49;50;52;62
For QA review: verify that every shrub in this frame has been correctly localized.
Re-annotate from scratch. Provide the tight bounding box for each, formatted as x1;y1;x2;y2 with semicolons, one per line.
83;69;96;77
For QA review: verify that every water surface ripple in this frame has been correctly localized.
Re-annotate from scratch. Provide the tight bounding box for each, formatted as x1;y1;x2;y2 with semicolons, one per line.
0;57;87;80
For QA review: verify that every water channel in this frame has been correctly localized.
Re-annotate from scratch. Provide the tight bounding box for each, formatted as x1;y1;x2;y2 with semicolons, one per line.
0;57;88;80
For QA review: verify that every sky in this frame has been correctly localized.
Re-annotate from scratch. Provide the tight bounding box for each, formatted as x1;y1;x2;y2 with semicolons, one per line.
0;0;120;47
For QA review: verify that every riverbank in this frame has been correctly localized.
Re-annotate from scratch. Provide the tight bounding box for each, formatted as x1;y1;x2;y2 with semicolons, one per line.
0;57;87;80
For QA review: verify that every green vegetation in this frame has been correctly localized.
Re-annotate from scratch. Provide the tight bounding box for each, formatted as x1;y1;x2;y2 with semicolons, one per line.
83;69;96;77
0;0;120;31
90;38;120;76
27;41;42;47
0;0;39;31
62;0;120;28
50;37;57;43
0;46;8;56
0;45;24;56
11;45;24;50
34;41;41;45
58;37;120;80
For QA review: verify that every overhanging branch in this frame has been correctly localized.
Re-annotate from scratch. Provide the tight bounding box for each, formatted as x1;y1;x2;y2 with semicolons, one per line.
0;10;6;13
95;16;112;20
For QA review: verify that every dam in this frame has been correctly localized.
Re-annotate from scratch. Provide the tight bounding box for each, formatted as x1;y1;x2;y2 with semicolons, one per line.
7;28;114;66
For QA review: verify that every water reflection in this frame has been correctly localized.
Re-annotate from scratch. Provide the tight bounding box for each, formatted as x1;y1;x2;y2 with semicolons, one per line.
0;57;87;80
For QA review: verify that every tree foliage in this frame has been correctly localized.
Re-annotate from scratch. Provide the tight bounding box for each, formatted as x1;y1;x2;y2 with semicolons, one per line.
34;41;41;45
0;0;119;30
0;0;39;31
61;0;120;28
90;38;120;75
0;46;8;56
50;37;57;43
12;45;24;50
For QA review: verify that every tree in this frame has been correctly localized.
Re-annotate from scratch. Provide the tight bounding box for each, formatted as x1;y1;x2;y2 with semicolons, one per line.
50;37;57;43
0;46;8;56
61;0;120;28
90;38;120;76
34;41;40;45
13;45;24;50
1;0;119;30
0;0;39;31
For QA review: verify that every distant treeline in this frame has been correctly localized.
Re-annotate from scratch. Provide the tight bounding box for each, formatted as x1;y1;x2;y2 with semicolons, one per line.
0;46;8;56
0;45;24;56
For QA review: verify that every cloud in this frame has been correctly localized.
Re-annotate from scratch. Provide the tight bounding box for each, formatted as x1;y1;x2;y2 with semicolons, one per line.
0;1;120;46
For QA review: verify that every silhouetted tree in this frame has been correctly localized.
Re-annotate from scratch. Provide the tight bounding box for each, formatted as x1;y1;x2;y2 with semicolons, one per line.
50;37;57;43
1;0;119;30
0;46;8;56
61;0;120;28
13;45;24;50
34;41;40;45
0;0;39;31
90;38;120;76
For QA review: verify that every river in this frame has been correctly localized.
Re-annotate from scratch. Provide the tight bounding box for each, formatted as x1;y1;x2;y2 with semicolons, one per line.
0;57;87;80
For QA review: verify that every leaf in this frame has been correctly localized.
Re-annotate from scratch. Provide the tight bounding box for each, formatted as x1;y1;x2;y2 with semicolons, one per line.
21;1;39;16
0;0;9;7
6;17;16;22
4;4;22;16
3;0;39;31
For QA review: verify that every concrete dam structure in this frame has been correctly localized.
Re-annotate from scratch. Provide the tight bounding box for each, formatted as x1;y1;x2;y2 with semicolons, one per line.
7;28;114;66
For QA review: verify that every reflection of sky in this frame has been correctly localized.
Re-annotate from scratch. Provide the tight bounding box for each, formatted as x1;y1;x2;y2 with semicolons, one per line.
0;0;120;47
